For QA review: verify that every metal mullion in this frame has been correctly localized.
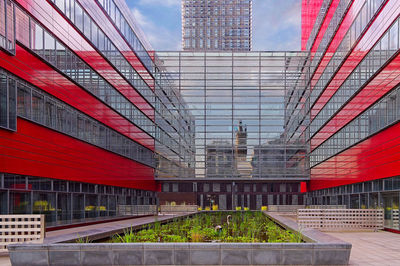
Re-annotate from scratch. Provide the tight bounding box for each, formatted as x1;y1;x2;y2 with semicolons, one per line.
4;0;7;50
6;76;9;129
231;51;234;179
12;0;15;54
258;52;261;179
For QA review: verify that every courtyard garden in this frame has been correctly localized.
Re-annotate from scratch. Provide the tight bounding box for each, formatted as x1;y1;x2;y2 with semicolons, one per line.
110;211;302;243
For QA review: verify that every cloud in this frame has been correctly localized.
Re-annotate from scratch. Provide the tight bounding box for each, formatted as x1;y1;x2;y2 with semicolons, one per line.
252;0;302;50
130;8;181;50
137;0;180;7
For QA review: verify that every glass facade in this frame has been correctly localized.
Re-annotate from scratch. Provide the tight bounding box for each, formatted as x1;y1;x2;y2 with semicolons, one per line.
0;173;157;226
0;0;194;224
161;181;304;210
0;69;154;167
3;0;400;227
303;0;400;231
158;51;309;180
182;0;252;51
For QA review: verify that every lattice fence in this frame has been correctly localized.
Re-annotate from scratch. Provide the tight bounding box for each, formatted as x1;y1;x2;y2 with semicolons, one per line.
117;205;157;216
0;215;45;252
297;209;384;231
392;209;399;229
160;205;198;213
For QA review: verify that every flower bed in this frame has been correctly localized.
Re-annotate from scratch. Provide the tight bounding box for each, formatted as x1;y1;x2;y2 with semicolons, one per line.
111;211;301;243
8;212;352;265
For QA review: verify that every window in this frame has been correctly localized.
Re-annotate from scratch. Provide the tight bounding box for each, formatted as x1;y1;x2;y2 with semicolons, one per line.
0;73;16;131
0;0;15;54
17;83;31;118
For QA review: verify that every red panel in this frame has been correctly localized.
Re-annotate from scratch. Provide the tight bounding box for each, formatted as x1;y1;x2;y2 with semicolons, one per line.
301;0;324;50
311;52;400;150
300;181;308;193
78;0;155;91
0;46;155;150
310;0;363;89
15;0;155;120
310;121;400;191
311;0;400;120
0;119;157;191
309;0;341;61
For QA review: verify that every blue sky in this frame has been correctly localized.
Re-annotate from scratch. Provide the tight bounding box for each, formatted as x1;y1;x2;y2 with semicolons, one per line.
127;0;301;51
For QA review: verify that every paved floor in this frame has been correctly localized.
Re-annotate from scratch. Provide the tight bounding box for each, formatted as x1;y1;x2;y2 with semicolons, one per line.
0;255;11;266
327;231;400;266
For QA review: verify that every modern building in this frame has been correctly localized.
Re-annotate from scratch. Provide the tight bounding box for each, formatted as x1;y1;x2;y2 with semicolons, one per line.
3;0;400;234
302;0;400;231
182;0;252;51
156;51;309;209
0;0;193;226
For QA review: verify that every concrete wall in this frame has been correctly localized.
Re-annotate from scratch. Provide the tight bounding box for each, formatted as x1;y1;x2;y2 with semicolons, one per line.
8;242;350;265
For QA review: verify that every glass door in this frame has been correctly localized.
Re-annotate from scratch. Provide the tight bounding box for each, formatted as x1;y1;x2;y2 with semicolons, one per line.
382;192;400;230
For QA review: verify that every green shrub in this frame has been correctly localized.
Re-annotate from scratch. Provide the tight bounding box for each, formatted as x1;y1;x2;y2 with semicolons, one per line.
112;212;302;244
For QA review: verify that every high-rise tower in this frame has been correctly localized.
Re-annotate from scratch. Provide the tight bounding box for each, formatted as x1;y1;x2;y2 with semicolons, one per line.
182;0;252;51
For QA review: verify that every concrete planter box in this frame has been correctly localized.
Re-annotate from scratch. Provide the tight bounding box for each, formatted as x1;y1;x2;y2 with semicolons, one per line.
8;213;351;265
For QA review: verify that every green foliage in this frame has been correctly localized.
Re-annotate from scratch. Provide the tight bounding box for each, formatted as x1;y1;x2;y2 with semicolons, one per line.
75;234;91;243
112;212;303;243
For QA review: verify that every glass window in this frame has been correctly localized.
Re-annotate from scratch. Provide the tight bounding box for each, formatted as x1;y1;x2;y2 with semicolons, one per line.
32;90;44;123
0;73;8;128
9;191;31;214
75;3;83;31
53;180;67;192
33;192;56;223
4;174;26;189
83;12;91;36
389;20;399;50
17;83;31;118
31;21;43;54
0;75;16;130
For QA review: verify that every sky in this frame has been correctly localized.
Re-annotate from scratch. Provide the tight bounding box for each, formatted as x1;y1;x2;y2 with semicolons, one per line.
127;0;302;51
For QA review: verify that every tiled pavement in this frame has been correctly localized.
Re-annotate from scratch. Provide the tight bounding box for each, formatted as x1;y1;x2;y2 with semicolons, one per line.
327;231;400;266
0;254;11;266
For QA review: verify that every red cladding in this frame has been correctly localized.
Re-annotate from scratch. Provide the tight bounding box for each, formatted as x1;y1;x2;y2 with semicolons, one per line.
300;182;308;193
310;121;400;191
0;119;157;191
14;0;155;120
0;46;155;150
301;0;324;50
311;44;400;151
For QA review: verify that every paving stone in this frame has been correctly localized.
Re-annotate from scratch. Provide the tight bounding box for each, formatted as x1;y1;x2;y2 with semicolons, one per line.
144;249;174;265
314;249;350;265
252;249;282;265
113;249;144;265
174;249;190;265
190;249;220;265
81;250;113;266
221;248;251;265
49;250;80;266
9;250;49;266
281;249;313;265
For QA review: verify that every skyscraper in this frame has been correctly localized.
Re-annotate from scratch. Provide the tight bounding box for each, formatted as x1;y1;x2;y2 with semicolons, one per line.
182;0;252;51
